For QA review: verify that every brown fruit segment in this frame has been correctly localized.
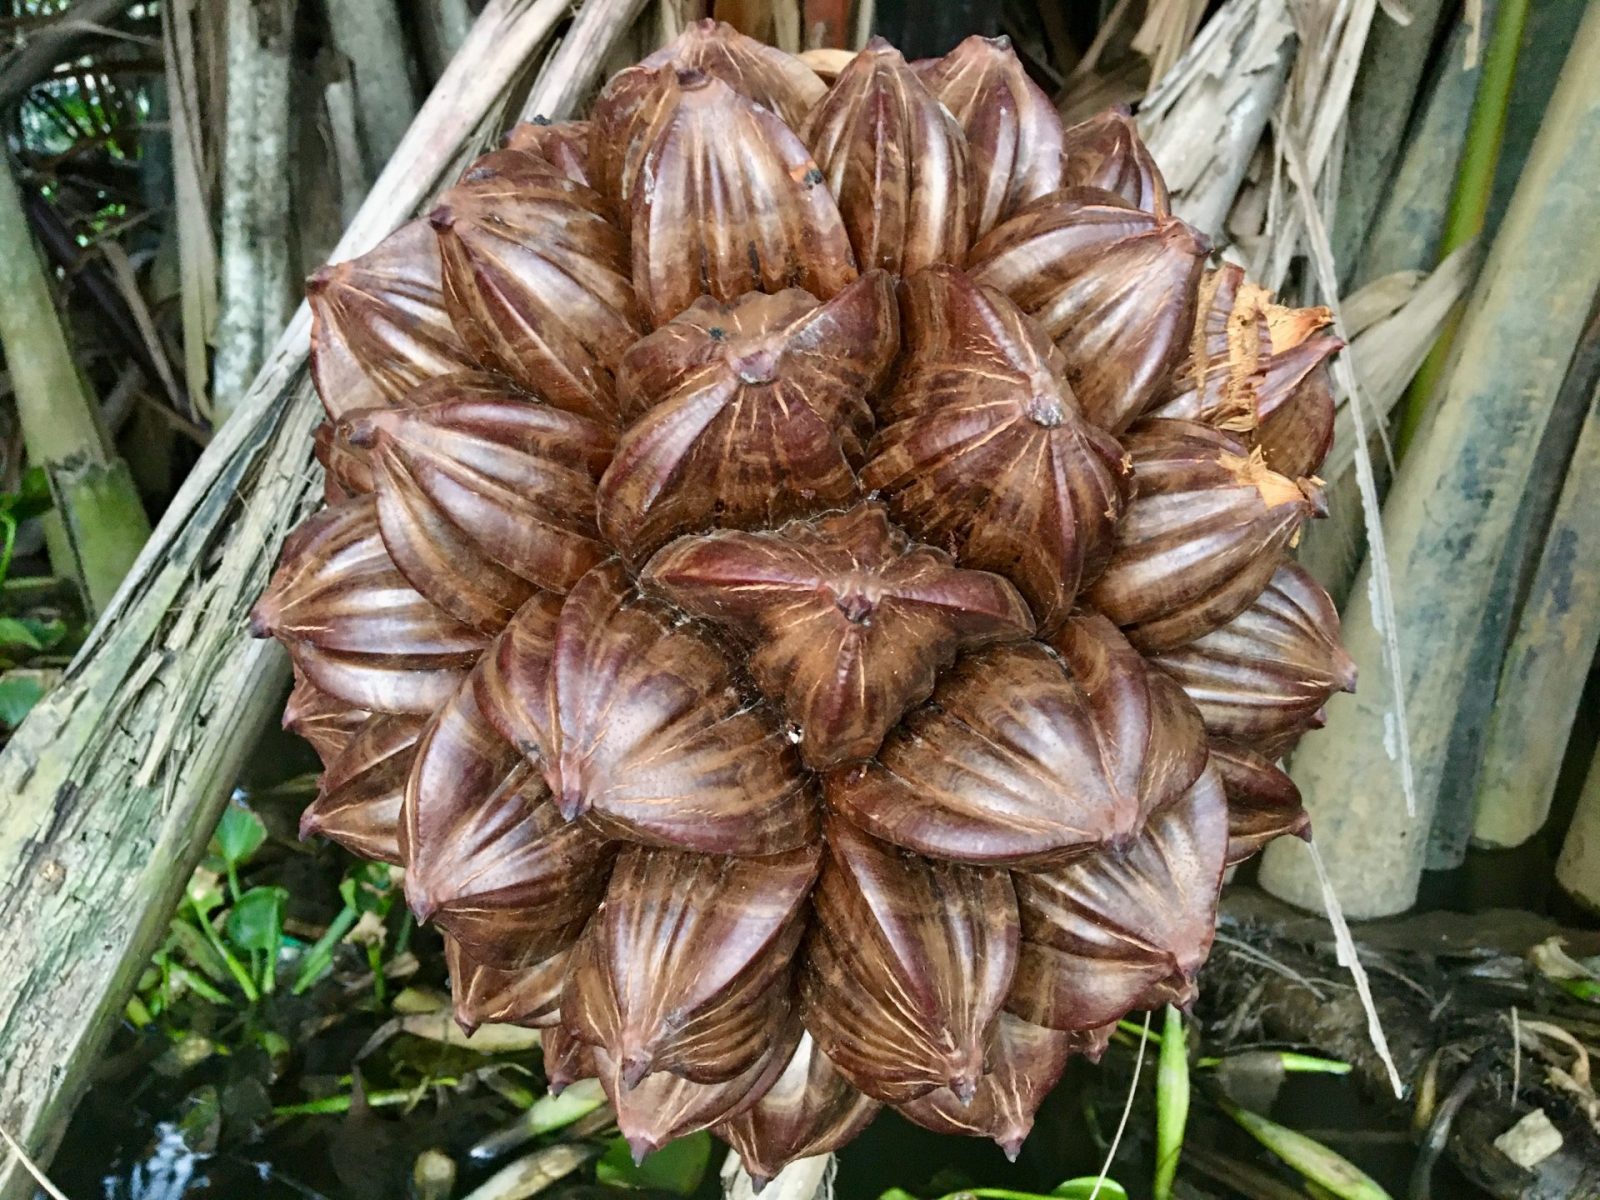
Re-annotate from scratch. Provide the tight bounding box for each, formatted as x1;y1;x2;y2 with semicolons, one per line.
597;274;897;559
643;503;1035;769
804;38;970;274
918;35;1065;239
589;19;825;204
473;590;563;766
1008;763;1228;1030
1207;738;1311;864
300;713;423;865
627;70;858;327
1254;343;1339;479
715;1032;881;1186
863;267;1133;631
802;816;1018;1104
1149;560;1357;749
969;191;1207;433
501;119;592;186
615;272;897;426
337;387;613;624
548;562;820;855
894;1013;1073;1159
1059;108;1170;214
543;1025;598;1093
1154;265;1340;479
563;843;818;1084
1089;419;1322;652
446;937;572;1033
249;497;487;715
401;673;614;968
283;672;369;766
308;219;478;420
830;614;1206;867
597;1014;803;1162
432;150;640;425
315;421;373;502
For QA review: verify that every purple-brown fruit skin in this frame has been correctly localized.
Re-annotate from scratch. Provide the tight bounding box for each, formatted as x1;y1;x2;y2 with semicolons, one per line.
255;20;1353;1180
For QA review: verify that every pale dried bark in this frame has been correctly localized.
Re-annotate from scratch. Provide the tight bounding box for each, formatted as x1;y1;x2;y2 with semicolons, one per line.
213;0;298;421
1137;0;1295;240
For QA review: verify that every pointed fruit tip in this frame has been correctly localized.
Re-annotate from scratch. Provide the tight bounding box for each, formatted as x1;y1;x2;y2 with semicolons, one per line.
948;1073;978;1105
749;1174;773;1193
998;1130;1027;1161
555;786;589;822
1333;649;1359;694
406;881;441;924
620;1052;652;1090
246;603;275;639
627;1136;658;1166
428;204;457;233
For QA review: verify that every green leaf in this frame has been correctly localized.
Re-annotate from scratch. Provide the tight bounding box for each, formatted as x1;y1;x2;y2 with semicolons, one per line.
1154;1005;1190;1200
0;618;44;651
596;1131;712;1194
0;674;44;726
213;800;267;869
167;916;232;984
6;467;54;520
1219;1099;1394;1200
349;860;398;913
1052;1181;1129;1200
225;886;287;956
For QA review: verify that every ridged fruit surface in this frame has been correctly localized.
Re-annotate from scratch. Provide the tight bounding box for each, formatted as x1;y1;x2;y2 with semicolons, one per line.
253;22;1350;1180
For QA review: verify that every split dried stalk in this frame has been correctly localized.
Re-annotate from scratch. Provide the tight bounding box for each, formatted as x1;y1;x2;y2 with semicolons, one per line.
162;0;220;420
213;0;297;421
1138;0;1296;241
0;3;602;1194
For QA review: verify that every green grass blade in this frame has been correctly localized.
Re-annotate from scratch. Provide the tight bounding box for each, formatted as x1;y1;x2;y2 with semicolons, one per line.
1153;1005;1189;1200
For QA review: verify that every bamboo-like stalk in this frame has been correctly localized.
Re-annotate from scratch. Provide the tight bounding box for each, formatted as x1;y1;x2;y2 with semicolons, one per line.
0;158;150;616
1330;0;1451;284
1260;2;1600;918
1472;373;1600;848
0;2;605;1193
1393;0;1529;458
324;0;420;177
1354;8;1491;284
1555;741;1600;913
416;0;476;83
212;0;298;422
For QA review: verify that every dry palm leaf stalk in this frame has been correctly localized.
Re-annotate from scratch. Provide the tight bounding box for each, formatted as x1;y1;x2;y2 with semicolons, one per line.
254;23;1354;1179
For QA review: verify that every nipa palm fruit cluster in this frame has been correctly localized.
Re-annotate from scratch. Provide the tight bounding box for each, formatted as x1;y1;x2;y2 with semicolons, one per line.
252;22;1357;1180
